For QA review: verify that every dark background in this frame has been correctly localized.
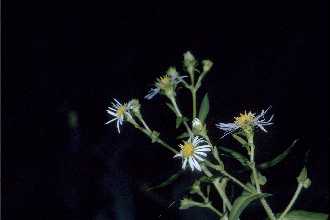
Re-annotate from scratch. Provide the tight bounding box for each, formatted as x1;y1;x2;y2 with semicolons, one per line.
2;0;328;219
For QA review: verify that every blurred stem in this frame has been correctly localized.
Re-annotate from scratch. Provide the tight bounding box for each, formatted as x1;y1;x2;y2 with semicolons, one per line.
278;183;304;220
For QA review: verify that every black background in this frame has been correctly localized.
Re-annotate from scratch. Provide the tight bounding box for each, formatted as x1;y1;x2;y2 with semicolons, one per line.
2;0;328;219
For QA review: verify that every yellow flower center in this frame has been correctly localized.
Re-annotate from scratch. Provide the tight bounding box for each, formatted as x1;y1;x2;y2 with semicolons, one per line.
182;142;194;158
234;111;255;127
116;105;126;118
157;75;171;89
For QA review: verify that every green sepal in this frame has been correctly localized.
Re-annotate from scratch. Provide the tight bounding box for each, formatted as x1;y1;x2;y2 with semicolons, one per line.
150;130;160;143
297;167;312;188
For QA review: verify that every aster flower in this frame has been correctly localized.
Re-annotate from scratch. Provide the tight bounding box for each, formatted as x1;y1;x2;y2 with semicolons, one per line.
105;98;133;133
145;68;186;100
216;106;274;138
174;136;212;171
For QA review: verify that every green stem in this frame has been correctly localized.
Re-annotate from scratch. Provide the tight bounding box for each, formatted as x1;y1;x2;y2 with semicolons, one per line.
128;121;178;154
192;89;197;119
278;184;304;220
138;116;151;133
169;96;193;135
251;164;276;220
204;160;254;194
248;138;276;220
213;179;233;210
206;203;223;218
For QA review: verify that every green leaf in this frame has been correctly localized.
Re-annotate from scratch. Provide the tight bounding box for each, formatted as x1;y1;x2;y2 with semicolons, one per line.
232;134;248;145
176;132;190;139
229;192;270;220
258;139;298;170
219;146;249;167
175;116;189;129
274;210;328;220
198;93;209;123
145;170;183;191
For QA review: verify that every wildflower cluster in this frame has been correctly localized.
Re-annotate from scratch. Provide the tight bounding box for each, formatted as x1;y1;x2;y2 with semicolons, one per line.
103;51;325;220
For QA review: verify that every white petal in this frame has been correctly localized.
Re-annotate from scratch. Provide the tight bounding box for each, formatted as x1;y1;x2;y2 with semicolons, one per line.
107;106;118;111
192;157;201;171
182;158;188;169
107;110;117;117
188;157;195;171
116;120;121;133
105;118;117;125
195;145;211;149
193;154;205;161
113;98;121;105
195;148;212;152
173;153;182;158
195;151;207;157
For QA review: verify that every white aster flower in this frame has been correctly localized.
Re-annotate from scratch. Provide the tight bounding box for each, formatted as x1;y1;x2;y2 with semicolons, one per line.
145;68;187;100
105;98;133;133
216;106;274;138
174;136;212;171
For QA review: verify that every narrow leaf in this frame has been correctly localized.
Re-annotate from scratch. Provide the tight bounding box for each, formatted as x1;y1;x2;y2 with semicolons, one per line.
198;93;209;123
177;132;190;139
232;134;250;153
258;139;298;170
166;103;178;116
145;171;183;191
176;117;183;128
219;146;249;167
229;193;270;220
274;210;328;220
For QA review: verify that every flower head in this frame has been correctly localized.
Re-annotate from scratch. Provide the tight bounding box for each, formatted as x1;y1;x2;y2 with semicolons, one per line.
145;67;186;100
174;136;212;171
105;98;133;133
216;106;274;138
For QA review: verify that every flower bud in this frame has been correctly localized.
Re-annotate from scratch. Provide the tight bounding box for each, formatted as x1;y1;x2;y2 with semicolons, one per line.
192;118;203;131
183;51;197;74
166;66;178;77
128;99;141;117
202;59;213;73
